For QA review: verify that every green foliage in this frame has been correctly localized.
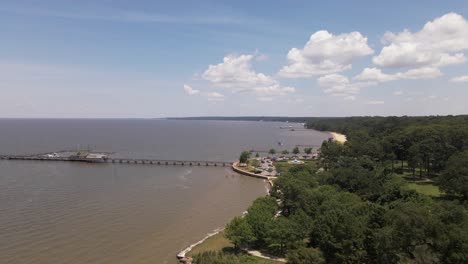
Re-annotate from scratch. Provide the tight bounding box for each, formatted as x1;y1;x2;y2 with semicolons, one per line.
287;247;325;264
245;197;279;247
437;150;468;199
319;140;347;170
192;251;241;264
269;149;276;155
292;147;300;155
282;150;289;155
255;152;260;158
239;151;251;163
309;191;371;262
325;156;392;201
225;217;255;249
308;116;468;177
304;148;313;155
250;159;261;168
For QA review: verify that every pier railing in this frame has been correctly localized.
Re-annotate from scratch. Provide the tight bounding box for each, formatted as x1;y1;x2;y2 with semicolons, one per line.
0;155;232;167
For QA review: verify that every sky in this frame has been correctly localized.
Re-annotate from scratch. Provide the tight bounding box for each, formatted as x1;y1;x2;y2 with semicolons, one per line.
1;0;468;118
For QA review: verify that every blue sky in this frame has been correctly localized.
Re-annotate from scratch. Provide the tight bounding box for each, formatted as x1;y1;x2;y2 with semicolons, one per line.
1;0;468;118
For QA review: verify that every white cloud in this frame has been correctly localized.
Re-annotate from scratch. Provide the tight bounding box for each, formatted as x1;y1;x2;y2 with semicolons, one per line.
373;13;468;69
354;67;442;82
402;67;442;79
354;68;399;82
278;30;373;78
183;84;200;95
451;75;468;83
366;100;385;105
202;54;294;97
317;74;373;98
204;92;225;101
393;90;404;96
252;85;295;96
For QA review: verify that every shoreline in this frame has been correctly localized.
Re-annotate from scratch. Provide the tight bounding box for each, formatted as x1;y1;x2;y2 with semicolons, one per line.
329;131;347;143
176;163;275;263
176;227;225;263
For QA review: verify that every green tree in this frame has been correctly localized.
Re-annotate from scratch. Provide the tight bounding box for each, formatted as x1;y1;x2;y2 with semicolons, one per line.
309;191;369;263
255;152;260;158
266;217;303;254
239;151;251;164
245;197;279;247
437;151;468;199
292;146;300;155
225;216;255;249
250;159;260;168
269;148;276;155
320;140;347;170
304;147;313;155
287;247;325;264
282;150;290;155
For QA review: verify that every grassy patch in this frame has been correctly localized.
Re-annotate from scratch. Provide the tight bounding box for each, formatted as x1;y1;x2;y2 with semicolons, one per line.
406;182;442;197
187;232;232;257
394;174;442;197
188;232;283;263
275;160;317;175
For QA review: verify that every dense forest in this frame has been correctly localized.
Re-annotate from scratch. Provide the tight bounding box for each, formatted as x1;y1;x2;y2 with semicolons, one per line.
193;116;468;264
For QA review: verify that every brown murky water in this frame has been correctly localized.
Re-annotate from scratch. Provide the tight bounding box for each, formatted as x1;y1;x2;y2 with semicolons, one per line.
0;119;330;263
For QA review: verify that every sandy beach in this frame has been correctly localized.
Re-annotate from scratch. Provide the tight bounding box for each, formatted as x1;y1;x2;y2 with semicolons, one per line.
329;132;347;143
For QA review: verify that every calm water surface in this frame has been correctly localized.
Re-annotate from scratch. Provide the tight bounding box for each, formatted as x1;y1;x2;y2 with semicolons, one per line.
0;119;330;264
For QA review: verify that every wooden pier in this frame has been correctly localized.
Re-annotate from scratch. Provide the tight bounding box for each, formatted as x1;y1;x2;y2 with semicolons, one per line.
0;155;232;167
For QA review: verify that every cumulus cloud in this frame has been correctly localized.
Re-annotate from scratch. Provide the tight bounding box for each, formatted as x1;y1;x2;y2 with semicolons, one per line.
317;74;373;98
373;13;468;69
183;84;200;95
202;54;294;98
451;75;468;83
354;68;399;82
278;30;374;78
403;67;442;79
183;84;225;101
354;67;442;82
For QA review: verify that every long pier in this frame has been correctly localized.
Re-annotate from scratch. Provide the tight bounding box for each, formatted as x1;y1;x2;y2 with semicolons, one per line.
0;155;232;167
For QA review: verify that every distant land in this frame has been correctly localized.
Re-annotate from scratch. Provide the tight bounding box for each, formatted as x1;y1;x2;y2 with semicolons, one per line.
168;115;468;124
168;116;334;123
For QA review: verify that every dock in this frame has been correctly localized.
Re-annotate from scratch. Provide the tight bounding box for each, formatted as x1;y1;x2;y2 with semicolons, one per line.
0;154;232;167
